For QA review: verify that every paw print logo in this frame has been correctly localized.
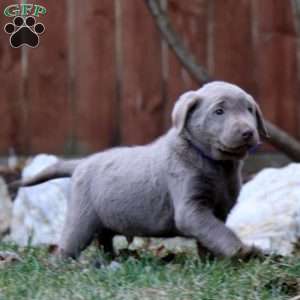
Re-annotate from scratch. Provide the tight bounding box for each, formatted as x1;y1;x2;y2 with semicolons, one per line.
4;16;45;48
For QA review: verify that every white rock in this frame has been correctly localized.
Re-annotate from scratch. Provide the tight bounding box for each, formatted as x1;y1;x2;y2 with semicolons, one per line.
107;261;122;271
0;177;12;235
227;163;300;256
9;154;70;246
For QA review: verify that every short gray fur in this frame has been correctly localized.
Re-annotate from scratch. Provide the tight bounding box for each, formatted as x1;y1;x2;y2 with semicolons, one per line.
17;81;268;259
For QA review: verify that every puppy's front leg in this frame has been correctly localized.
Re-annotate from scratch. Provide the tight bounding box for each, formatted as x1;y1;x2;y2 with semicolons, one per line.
175;203;259;259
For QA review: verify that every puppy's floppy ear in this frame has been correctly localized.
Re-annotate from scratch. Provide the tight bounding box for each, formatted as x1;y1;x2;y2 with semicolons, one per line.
172;91;200;134
255;104;269;139
248;97;269;139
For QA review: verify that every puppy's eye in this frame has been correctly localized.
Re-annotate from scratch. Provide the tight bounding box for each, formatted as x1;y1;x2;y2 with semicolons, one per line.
248;107;253;113
215;108;224;115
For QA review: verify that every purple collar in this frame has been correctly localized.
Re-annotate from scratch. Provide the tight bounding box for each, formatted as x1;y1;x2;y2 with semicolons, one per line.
184;138;220;164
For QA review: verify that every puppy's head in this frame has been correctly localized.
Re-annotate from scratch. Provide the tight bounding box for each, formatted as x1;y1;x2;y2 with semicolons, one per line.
172;81;268;160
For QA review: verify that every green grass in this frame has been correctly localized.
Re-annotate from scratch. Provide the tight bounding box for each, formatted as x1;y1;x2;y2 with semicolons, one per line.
1;243;300;300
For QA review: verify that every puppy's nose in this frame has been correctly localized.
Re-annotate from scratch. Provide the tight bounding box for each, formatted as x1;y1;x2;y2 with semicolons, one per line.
242;129;254;141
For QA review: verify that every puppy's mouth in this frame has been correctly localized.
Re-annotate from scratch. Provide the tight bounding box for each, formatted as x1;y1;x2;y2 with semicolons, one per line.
217;143;250;157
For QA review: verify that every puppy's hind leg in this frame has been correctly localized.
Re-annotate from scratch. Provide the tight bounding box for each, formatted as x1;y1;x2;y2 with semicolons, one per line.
96;230;115;258
58;196;100;260
93;231;117;268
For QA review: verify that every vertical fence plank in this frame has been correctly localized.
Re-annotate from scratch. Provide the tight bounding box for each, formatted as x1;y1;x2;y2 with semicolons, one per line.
0;1;22;155
120;0;164;145
25;0;71;154
253;0;299;136
74;0;117;153
213;0;256;95
164;0;208;129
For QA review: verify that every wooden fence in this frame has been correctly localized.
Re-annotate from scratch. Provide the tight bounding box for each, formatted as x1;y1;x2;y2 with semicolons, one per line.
0;0;299;155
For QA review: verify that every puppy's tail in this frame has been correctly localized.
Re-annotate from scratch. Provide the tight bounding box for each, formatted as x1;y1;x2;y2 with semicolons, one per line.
10;159;81;189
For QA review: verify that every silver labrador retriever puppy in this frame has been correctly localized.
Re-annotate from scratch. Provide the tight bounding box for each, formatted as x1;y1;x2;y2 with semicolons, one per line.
17;81;268;259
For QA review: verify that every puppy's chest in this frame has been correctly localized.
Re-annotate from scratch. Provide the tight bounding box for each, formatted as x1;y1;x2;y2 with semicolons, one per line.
214;175;239;203
202;168;240;218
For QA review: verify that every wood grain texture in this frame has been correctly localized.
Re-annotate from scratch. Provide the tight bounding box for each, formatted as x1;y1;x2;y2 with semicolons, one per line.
164;0;208;129
120;0;164;145
254;0;299;136
26;0;71;154
0;0;22;155
213;0;256;95
0;1;299;154
74;0;117;153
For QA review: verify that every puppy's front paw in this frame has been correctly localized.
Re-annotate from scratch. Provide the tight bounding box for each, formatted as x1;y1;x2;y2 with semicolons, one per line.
236;244;265;260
